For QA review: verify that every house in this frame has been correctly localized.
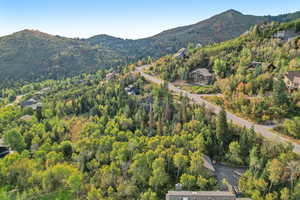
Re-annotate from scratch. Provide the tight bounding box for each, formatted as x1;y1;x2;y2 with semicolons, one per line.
105;71;118;80
20;98;42;110
273;30;286;39
283;71;300;91
35;87;51;95
166;191;236;200
173;48;187;59
189;68;212;85
0;139;10;158
273;29;300;41
247;61;262;69
20;115;33;121
202;154;215;174
125;85;140;95
196;43;203;49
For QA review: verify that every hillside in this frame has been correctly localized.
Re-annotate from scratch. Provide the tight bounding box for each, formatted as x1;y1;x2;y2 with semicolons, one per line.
0;30;124;89
1;9;300;89
148;18;300;138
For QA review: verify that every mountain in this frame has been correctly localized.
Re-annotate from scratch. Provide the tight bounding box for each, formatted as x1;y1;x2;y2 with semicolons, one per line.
0;30;124;88
1;9;300;89
86;9;300;59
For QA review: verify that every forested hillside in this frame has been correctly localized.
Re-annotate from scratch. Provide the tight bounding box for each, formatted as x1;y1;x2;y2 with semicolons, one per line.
148;18;300;139
0;65;299;199
0;30;125;89
1;9;300;90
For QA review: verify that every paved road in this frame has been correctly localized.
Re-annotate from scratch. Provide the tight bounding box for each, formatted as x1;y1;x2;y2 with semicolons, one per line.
135;66;300;155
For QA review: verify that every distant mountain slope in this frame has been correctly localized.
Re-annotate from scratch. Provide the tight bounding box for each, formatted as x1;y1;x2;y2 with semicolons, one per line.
1;9;300;89
0;30;124;88
87;9;300;59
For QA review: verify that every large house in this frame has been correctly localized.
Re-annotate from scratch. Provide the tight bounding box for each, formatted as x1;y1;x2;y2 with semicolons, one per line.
166;191;236;200
189;68;212;85
166;191;251;200
283;71;300;91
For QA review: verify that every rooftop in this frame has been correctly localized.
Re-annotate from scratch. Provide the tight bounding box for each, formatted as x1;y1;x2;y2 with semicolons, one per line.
190;68;212;77
203;154;215;172
285;71;300;83
20;115;33;121
166;191;235;197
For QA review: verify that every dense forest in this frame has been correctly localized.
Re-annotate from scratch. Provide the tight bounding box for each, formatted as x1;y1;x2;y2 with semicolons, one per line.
0;62;299;200
148;18;300;139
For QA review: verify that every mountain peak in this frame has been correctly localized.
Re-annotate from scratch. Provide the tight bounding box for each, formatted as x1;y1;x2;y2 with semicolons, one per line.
219;9;243;16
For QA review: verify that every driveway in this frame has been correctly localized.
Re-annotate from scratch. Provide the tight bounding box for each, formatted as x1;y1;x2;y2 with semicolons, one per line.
134;66;300;155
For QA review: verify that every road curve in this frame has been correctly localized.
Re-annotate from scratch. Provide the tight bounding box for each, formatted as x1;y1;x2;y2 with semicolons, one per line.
135;66;300;155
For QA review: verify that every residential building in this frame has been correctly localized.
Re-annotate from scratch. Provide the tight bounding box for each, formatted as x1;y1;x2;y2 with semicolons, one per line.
125;84;140;95
173;48;187;59
202;154;215;174
189;68;212;85
105;71;118;80
166;191;236;200
283;71;300;91
196;43;203;49
0;139;10;158
20;98;42;110
247;61;261;69
20;115;33;121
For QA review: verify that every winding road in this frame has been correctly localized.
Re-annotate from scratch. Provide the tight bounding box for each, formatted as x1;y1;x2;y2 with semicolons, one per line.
135;65;300;155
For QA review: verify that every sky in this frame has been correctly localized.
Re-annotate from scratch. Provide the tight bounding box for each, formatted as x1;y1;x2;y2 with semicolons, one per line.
0;0;299;39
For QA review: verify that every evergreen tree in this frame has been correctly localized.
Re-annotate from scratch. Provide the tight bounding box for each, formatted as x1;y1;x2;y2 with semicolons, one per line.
216;107;229;152
272;79;288;106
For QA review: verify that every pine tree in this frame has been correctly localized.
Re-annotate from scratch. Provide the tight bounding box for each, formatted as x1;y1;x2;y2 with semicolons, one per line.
272;79;288;106
216;107;229;152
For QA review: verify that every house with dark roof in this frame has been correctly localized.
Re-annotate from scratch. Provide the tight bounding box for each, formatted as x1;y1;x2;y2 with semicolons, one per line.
247;61;262;69
189;68;212;85
125;85;140;95
284;71;300;91
20;98;42;110
0;139;10;158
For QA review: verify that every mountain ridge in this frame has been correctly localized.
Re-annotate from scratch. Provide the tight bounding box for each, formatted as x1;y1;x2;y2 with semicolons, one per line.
1;9;300;89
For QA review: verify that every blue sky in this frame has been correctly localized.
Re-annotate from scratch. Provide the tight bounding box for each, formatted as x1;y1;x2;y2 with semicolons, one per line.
0;0;299;39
